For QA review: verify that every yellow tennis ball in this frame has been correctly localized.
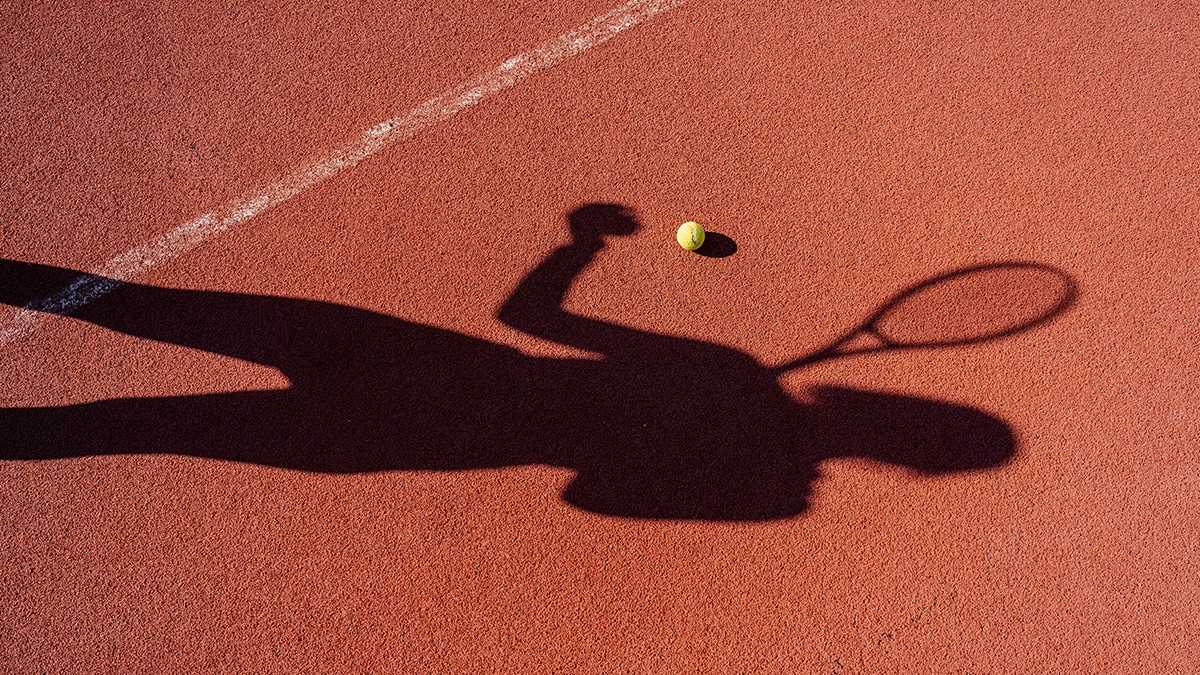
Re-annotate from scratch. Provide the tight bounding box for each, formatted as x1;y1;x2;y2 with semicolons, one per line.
676;221;705;251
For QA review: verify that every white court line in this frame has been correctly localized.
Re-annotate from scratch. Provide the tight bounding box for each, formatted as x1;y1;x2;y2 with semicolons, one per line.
0;0;684;347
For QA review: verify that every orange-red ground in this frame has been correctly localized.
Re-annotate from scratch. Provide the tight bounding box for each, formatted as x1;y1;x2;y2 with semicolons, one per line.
2;1;1197;672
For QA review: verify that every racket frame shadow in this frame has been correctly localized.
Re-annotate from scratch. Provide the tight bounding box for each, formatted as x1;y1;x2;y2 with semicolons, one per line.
772;262;1078;375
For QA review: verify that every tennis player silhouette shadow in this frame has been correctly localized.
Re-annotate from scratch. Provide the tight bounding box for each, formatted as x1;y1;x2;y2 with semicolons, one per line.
1;204;1026;520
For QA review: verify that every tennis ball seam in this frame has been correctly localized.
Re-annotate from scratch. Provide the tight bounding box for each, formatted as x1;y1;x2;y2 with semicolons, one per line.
677;222;705;251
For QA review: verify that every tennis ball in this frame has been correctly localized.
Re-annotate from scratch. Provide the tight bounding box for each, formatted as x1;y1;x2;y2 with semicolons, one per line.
676;221;705;251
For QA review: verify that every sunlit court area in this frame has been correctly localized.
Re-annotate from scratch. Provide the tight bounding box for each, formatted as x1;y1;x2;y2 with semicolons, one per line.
1;1;1197;671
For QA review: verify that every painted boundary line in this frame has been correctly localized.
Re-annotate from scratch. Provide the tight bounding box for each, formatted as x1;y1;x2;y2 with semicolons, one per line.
0;0;683;348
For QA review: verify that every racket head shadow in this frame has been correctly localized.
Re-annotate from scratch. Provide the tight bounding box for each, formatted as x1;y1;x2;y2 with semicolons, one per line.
867;262;1077;348
776;262;1078;372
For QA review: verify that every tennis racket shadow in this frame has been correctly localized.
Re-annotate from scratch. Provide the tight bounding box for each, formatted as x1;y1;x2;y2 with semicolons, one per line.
773;262;1078;373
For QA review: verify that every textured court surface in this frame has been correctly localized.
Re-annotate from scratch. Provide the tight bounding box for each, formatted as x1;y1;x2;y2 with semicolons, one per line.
2;2;1198;672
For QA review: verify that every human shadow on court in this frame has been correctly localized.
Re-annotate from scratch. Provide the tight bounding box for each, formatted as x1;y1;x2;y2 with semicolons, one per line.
0;204;1076;520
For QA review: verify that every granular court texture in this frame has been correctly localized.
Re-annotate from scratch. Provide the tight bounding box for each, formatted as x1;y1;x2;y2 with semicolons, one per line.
1;1;1196;672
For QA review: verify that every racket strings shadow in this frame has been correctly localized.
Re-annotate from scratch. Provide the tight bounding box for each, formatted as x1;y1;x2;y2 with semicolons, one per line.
775;262;1078;373
0;205;1077;521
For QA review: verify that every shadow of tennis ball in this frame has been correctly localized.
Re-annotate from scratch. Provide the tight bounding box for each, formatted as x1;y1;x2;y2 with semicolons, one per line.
695;232;738;258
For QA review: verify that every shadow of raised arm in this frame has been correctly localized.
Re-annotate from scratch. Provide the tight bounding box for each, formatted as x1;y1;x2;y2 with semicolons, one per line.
498;203;652;358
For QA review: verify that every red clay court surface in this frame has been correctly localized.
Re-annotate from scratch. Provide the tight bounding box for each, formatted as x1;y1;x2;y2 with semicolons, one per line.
2;1;1198;672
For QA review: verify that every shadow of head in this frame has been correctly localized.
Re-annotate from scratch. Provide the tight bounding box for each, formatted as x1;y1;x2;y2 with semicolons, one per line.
569;203;640;241
811;386;1016;473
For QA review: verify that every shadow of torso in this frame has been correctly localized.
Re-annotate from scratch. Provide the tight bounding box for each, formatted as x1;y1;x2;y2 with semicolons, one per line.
236;300;819;521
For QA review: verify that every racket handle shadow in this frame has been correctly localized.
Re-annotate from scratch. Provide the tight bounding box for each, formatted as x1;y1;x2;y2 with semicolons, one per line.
772;326;897;374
